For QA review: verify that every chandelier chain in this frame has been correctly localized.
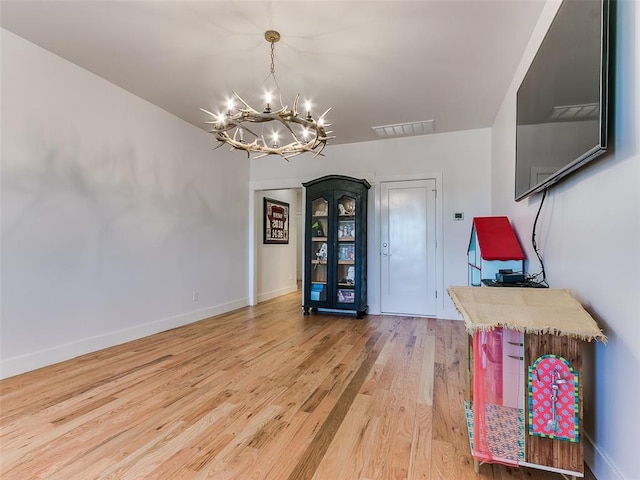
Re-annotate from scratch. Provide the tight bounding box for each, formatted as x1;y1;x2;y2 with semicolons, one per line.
270;40;276;75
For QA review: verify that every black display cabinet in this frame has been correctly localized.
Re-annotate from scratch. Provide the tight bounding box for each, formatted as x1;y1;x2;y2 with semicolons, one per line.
302;175;370;318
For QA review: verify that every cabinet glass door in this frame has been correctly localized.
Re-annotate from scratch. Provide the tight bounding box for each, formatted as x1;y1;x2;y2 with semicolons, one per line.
336;195;356;304
310;197;329;302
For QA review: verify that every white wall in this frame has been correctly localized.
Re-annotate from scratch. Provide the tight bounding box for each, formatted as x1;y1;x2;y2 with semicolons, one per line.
256;189;298;302
491;1;640;479
250;128;493;318
296;189;303;281
296;188;304;282
0;30;250;378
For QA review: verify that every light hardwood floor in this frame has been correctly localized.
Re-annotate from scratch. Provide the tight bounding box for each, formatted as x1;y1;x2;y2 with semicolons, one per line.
0;291;595;479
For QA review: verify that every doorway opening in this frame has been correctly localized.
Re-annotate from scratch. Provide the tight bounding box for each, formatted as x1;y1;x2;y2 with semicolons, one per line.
249;179;308;306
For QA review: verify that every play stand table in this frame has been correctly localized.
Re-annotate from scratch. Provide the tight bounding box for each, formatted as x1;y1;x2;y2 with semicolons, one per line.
447;286;606;480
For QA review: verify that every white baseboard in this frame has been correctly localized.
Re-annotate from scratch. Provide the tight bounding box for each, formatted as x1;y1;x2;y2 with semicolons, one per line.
439;308;463;321
371;308;462;320
584;431;626;480
257;284;298;303
0;297;248;380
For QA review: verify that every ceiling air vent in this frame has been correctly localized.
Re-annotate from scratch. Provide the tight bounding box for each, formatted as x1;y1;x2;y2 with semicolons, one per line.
372;120;435;138
548;103;599;121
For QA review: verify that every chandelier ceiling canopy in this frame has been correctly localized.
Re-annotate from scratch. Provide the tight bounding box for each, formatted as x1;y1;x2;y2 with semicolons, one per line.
201;30;333;160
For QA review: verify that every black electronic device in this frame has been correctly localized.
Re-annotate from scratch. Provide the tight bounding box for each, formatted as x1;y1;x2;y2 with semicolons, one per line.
496;271;525;283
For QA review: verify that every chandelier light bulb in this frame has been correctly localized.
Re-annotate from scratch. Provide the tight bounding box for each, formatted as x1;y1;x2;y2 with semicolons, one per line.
264;91;272;113
226;98;234;113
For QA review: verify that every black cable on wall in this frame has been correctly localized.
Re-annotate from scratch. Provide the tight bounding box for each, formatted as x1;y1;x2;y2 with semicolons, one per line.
529;188;549;287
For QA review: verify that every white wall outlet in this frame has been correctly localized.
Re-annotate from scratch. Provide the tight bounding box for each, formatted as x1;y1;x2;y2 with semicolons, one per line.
192;291;198;301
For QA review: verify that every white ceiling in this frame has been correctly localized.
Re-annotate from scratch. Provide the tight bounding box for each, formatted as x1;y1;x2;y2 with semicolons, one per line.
0;0;545;146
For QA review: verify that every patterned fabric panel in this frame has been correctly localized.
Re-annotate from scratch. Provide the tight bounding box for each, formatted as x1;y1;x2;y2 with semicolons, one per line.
464;401;525;463
528;354;579;442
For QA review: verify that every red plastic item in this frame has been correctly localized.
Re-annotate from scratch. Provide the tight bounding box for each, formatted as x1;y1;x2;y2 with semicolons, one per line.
472;216;525;261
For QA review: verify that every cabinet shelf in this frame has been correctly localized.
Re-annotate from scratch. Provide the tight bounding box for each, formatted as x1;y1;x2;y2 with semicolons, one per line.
312;237;328;241
338;237;355;242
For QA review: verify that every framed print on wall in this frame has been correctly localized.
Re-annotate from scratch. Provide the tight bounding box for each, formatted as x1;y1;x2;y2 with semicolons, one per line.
263;197;289;244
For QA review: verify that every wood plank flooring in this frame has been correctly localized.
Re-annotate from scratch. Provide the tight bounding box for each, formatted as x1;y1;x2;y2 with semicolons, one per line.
0;291;595;479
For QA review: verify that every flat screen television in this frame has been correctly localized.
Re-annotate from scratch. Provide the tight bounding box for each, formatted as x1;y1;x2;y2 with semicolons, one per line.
515;0;611;201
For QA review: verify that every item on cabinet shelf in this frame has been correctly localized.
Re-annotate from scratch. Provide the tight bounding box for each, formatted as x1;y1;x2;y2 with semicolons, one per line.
339;220;355;239
529;355;579;442
316;242;328;260
337;289;355;303
338;245;355;261
310;283;325;301
312;221;324;237
338;198;355;215
339;266;356;285
346;266;355;283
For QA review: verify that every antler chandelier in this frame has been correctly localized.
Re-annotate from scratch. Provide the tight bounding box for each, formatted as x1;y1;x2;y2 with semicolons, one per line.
201;30;333;160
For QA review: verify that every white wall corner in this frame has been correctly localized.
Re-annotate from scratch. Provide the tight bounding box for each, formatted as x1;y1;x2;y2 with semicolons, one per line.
439;308;463;322
584;431;626;480
257;284;298;304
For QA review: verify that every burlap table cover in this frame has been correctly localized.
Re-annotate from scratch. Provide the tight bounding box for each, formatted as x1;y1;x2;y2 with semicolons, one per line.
447;286;606;342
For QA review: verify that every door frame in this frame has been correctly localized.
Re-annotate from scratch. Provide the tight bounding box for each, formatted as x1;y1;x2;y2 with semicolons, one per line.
249;178;308;306
374;173;443;317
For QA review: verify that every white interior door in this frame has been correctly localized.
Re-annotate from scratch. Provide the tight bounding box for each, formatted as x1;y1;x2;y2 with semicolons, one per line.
380;179;437;316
